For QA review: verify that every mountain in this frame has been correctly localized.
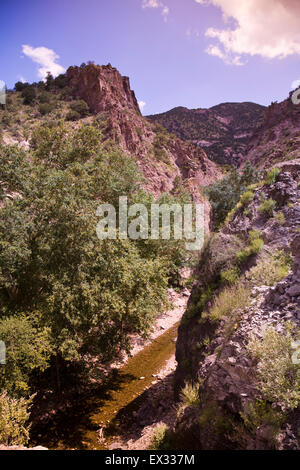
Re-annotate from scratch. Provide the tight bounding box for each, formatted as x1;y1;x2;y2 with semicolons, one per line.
241;91;300;170
147;102;266;167
1;63;221;211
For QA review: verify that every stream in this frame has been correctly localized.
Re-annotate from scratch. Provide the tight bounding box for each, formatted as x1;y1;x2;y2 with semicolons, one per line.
34;321;179;450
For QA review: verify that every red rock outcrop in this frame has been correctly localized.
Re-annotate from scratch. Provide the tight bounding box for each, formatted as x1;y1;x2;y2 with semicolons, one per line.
66;63;222;230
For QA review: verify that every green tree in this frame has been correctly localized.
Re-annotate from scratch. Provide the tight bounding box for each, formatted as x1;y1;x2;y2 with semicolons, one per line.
204;163;260;228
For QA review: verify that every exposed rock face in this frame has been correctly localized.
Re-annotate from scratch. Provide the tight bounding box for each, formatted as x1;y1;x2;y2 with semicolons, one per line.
241;91;300;170
147;102;266;166
66;63;222;230
174;167;300;450
67;63;140;114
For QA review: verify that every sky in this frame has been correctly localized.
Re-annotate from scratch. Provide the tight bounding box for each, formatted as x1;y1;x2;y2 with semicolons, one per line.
1;0;300;115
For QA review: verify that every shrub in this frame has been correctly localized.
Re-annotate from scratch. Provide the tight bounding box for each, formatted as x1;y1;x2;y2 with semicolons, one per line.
38;103;54;115
275;212;286;225
66;109;81;121
208;282;250;322
240;190;254;206
69;99;89;117
221;267;240;285
0;392;32;446
240;400;284;436
0;316;52;396
38;91;52;104
247;326;300;409
236;236;264;264
248;250;291;287
21;86;36;105
180;382;200;408
149;424;172;450
265;168;281;185
258;198;276;217
204;163;260;228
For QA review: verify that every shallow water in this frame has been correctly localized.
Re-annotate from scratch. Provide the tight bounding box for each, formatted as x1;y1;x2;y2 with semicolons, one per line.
36;322;178;450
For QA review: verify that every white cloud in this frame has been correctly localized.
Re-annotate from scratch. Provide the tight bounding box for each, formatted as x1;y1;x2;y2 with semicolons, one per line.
142;0;169;22
22;45;66;80
195;0;300;65
18;76;27;84
291;79;300;90
138;100;146;112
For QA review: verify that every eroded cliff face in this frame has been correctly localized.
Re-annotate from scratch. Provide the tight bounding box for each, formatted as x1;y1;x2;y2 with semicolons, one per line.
174;166;300;450
67;63;222;229
241;91;300;170
67;64;140;115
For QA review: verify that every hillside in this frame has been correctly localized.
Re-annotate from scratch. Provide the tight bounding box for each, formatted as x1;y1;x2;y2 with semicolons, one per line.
1;63;221;205
157;165;300;450
147;102;266;167
241;91;300;170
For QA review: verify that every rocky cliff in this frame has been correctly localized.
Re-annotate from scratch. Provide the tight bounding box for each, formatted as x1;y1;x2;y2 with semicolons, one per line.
147;102;266;167
66;64;222;226
241;91;300;170
173;164;300;450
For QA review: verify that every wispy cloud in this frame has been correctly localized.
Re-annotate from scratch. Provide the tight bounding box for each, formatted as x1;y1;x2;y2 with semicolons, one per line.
138;100;147;112
22;45;66;80
195;0;300;65
142;0;169;22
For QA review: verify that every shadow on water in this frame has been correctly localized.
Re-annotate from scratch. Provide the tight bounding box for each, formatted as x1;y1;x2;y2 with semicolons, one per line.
32;322;178;450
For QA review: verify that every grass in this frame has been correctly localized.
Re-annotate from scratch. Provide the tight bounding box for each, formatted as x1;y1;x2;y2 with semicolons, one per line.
247;250;292;287
180;382;201;408
207;281;251;323
264;168;281;185
275;212;286;225
247;325;300;410
149;424;172;450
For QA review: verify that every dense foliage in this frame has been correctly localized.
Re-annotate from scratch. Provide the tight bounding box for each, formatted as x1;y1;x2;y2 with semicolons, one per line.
204;163;260;228
0;122;192;446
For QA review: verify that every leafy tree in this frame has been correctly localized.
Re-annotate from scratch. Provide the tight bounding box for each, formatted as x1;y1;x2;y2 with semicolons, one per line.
0;316;51;396
14;82;29;92
0;392;32;446
21;86;36;105
204;163;260;228
0;135;169;387
69;99;90;117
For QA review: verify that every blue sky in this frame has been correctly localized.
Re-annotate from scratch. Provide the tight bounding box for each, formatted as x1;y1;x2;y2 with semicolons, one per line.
1;0;300;114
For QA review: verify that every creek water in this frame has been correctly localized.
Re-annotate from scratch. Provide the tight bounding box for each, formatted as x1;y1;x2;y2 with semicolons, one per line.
35;322;179;450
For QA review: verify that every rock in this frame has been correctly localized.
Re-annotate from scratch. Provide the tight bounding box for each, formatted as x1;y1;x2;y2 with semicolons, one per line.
287;285;300;297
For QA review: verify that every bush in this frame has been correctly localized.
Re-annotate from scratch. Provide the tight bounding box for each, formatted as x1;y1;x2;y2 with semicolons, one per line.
258;198;276;217
0;392;32;446
38;103;54;115
247;326;300;409
66;110;81;121
180;382;200;407
240;190;254;206
265;168;281;185
240;400;284;436
207;281;250;323
69;99;89;117
0;316;51;396
248;250;291;287
275;212;286;225
21;86;36;105
221;267;240;285
205;163;260;228
149;424;172;450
